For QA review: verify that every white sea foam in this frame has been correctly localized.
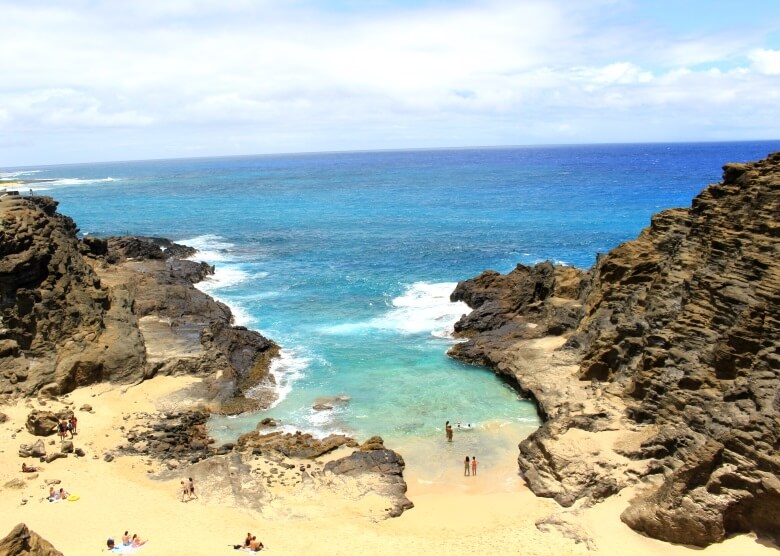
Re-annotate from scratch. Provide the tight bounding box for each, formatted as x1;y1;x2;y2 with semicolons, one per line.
179;234;258;326
0;170;41;178
262;348;312;408
192;267;254;326
323;282;469;338
199;266;252;290
179;234;235;263
48;177;118;186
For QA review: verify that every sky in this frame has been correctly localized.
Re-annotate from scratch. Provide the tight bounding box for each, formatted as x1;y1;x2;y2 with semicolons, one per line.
1;0;779;166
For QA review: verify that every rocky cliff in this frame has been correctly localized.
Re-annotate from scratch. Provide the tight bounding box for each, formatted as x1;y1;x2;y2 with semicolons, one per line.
0;194;278;413
449;152;780;546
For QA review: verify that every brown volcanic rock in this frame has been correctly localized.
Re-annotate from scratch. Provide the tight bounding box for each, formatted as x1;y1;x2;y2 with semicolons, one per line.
0;196;278;413
0;195;146;396
449;152;780;546
236;429;358;458
24;410;58;436
324;446;414;517
0;523;63;556
452;262;585;339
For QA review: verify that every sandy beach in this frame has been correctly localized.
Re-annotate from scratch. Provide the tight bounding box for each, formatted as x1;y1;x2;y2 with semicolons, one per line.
0;376;775;556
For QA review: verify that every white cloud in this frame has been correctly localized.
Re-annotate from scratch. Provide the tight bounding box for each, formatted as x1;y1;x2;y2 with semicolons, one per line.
749;49;780;75
0;0;778;165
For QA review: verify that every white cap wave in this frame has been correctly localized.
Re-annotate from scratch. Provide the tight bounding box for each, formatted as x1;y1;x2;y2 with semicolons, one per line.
178;234;256;326
323;281;469;338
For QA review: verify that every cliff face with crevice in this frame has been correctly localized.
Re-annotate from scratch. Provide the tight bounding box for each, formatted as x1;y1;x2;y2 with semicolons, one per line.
449;152;780;546
0;194;278;412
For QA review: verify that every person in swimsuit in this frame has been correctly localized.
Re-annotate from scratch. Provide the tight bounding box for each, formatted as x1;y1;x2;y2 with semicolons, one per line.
131;534;146;547
187;477;197;500
471;456;478;476
122;531;131;546
445;421;453;442
464;456;470;476
248;536;263;551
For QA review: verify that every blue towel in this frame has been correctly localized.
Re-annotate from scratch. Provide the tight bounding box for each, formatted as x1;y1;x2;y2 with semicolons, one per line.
111;543;144;554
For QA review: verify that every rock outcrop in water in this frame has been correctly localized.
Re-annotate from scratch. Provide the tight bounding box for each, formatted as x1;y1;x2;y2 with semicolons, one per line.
0;194;278;412
449;152;780;546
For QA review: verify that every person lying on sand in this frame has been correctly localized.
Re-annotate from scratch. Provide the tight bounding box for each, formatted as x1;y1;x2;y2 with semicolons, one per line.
233;532;254;550
248;536;264;551
22;462;43;472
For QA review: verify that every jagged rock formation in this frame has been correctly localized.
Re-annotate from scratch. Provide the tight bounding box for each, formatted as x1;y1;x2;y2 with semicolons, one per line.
140;414;413;519
0;195;145;396
237;429;359;458
449;152;780;546
117;410;215;464
0;523;63;556
324;437;414;517
0;194;278;412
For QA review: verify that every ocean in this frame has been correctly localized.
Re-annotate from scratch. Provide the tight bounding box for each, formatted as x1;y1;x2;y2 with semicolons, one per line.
3;141;777;482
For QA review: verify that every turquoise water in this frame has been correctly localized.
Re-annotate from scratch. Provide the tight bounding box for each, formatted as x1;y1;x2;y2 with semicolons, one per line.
3;142;777;459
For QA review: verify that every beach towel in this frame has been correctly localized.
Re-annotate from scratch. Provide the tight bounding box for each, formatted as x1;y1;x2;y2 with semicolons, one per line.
111;543;145;554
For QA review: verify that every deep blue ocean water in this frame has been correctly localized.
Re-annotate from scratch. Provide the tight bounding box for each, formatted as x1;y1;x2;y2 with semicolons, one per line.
3;141;777;477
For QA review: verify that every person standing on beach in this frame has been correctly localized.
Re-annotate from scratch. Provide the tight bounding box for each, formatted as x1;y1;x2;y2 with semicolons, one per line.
445;421;453;442
69;415;78;435
464;456;470;476
472;456;478;476
180;480;188;502
187;477;197;500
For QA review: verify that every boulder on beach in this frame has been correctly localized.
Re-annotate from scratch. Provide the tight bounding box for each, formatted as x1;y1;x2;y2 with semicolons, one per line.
25;411;58;437
0;523;64;556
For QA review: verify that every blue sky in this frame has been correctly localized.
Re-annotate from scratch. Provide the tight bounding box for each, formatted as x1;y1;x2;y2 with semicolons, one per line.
0;0;778;166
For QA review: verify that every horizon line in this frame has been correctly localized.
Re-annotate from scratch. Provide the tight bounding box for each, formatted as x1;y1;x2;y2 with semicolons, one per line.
2;138;779;171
